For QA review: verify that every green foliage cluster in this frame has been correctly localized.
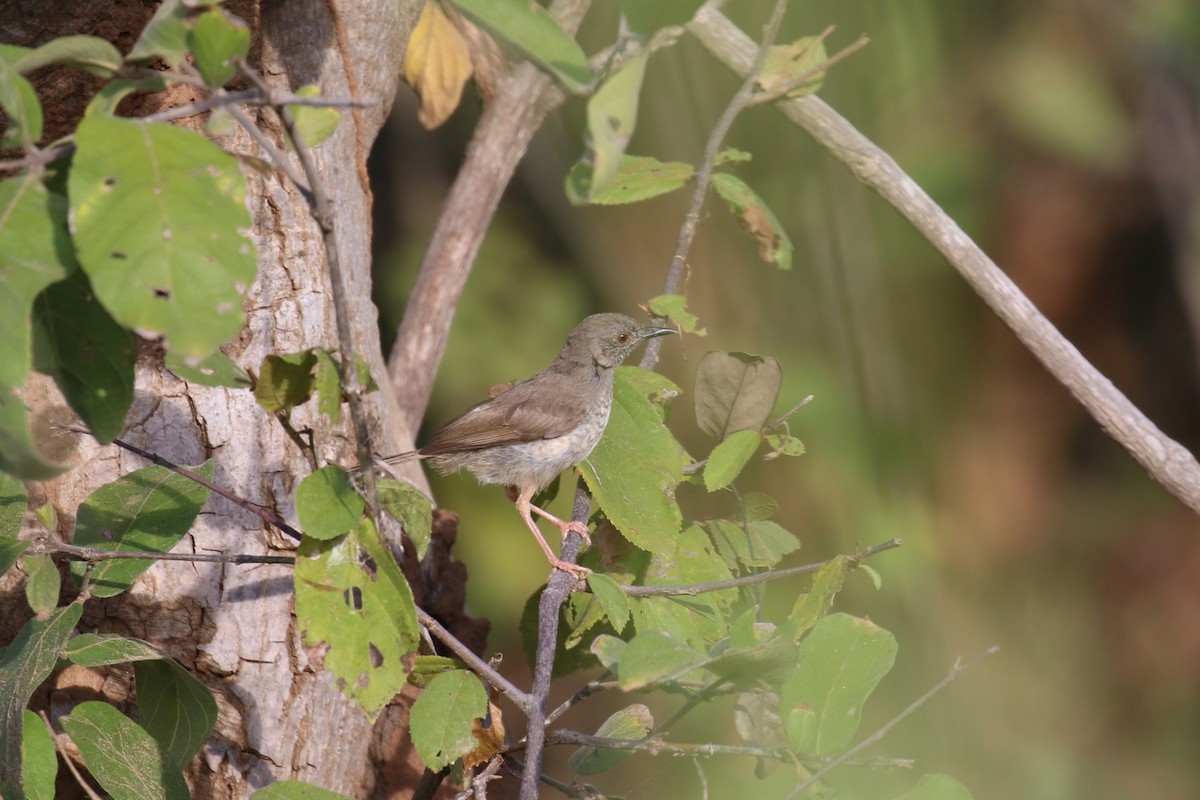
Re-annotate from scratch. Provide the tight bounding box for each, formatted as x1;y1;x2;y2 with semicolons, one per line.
0;2;976;799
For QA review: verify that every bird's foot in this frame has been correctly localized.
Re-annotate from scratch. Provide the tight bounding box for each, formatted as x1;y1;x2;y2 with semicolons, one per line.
548;557;592;579
559;519;592;547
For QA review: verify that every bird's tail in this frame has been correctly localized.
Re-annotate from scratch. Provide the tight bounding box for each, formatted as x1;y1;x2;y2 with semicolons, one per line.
348;449;421;476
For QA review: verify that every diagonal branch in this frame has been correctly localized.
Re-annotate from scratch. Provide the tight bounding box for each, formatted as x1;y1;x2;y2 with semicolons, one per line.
688;6;1200;516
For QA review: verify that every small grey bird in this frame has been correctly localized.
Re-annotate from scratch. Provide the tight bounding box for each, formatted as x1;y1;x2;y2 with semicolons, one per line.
379;313;673;577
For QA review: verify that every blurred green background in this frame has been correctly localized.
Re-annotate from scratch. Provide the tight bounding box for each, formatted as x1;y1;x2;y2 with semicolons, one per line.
370;1;1200;797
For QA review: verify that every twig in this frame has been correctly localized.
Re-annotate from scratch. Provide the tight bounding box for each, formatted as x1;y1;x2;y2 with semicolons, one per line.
35;540;295;565
59;427;303;541
40;710;104;800
640;0;789;371
621;539;900;597
544;674;613;727
416;608;531;712
785;646;999;798
689;6;1200;514
544;730;913;768
238;62;383;524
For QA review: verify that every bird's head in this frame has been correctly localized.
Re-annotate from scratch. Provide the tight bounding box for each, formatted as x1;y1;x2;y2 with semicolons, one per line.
569;313;675;370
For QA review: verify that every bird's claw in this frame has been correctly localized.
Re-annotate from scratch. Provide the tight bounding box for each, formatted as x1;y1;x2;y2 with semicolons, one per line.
561;519;592;547
549;558;592;579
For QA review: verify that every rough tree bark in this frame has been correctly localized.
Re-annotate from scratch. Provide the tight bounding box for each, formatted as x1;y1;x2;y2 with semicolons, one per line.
4;1;424;796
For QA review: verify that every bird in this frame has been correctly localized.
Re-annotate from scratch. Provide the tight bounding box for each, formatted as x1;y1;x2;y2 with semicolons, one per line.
376;313;673;578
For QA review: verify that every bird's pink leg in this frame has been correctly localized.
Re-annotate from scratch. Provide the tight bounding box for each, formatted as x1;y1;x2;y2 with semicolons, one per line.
514;486;591;577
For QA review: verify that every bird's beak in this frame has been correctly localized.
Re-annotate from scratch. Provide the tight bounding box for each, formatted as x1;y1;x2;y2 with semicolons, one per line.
641;326;675;340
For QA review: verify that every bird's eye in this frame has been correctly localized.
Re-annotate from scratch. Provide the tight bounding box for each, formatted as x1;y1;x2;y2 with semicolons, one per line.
615;332;630;344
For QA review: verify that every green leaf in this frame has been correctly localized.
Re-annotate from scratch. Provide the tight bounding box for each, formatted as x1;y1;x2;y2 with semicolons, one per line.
446;0;591;92
587;573;630;634
567;52;648;203
65;632;163;666
579;367;687;554
32;269;137;444
0;58;42;149
0;603;82;800
646;293;704;335
790;555;850;639
287;85;341;148
21;554;59;614
188;9;250;88
703;428;761;492
568;703;653;775
893;774;975;800
781;613;897;754
711;172;792;269
715;147;752;166
0;537;29;582
61;701;189;800
707;623;800;687
85;76;169;117
295;466;365;541
569;154;694;205
590;633;626;672
134;658;218;769
759;36;828;98
70;462;214;598
377;478;433;560
70;114;256;359
255;350;319;414
406;655;462;688
706;518;799;570
164;349;251;388
22;709;56;800
409;669;488;771
0;175;73;389
694;351;782;440
127;0;190;66
313;349;342;423
295;517;420;720
16;35;123;77
617;631;708;690
0;470;27;537
637;523;735;648
619;0;705;34
252;781;357;800
740;490;777;521
765;432;805;458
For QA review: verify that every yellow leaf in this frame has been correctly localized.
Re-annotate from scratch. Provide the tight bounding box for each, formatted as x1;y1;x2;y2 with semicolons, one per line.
402;1;474;129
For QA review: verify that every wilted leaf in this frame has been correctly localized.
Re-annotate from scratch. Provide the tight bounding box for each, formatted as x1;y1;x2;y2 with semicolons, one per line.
404;1;474;129
758;36;828;97
567;52;648;202
694;351;782;440
710;172;792;269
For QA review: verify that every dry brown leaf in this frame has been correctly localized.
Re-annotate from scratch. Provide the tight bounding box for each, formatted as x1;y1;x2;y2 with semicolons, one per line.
463;700;505;770
737;204;782;262
402;0;474;129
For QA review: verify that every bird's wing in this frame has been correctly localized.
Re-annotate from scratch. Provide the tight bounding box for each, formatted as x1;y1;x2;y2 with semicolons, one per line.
419;375;589;455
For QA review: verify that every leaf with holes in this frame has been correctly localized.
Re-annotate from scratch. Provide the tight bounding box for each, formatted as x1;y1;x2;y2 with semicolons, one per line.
70;114;256;358
409;669;488;771
295;517;420;720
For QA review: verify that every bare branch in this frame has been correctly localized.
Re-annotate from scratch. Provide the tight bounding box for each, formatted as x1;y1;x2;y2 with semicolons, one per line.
59;427;303;542
641;0;790;371
619;538;900;597
544;729;914;768
689;6;1200;516
416;607;532;713
35;540;295;565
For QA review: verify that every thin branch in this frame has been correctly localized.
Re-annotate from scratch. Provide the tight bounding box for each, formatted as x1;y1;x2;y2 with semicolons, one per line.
544;730;913;768
689;5;1200;516
544;674;613;727
641;0;789;371
237;62;383;525
416;608;531;713
521;477;591;800
59;427;303;542
41;710;104;800
35;539;295;565
620;539;901;597
785;646;999;798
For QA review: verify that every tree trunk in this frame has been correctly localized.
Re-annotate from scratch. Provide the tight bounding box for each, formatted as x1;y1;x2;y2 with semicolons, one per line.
10;1;422;795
